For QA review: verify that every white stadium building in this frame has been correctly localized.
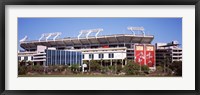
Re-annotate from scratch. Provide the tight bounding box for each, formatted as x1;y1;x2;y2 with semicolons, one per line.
18;27;158;70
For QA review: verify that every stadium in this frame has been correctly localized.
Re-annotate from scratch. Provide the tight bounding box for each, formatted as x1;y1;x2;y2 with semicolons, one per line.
18;27;156;71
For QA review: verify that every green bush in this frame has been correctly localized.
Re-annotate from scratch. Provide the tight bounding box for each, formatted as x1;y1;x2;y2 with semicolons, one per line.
156;66;163;72
32;65;43;72
108;65;115;72
90;60;101;72
101;66;109;73
141;65;149;73
71;64;80;73
169;61;182;76
18;65;27;75
116;65;123;73
83;60;89;64
123;62;140;75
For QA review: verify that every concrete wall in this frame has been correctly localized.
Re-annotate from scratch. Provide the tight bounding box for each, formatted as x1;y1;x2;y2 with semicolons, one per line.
83;52;126;60
37;45;47;53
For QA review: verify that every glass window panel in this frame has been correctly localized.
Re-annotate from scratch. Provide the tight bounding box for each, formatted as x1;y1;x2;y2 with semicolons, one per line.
52;50;55;65
18;56;21;60
24;56;28;60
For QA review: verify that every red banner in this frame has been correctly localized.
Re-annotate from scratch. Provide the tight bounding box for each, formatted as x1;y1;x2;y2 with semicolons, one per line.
145;45;155;67
134;45;145;65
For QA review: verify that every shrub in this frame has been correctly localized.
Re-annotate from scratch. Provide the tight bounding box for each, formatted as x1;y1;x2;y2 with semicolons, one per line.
169;61;182;76
156;66;163;73
90;60;101;72
123;62;140;75
71;64;80;73
18;65;27;75
108;65;115;72
101;66;109;74
141;65;149;74
32;65;42;72
116;65;123;73
83;60;89;64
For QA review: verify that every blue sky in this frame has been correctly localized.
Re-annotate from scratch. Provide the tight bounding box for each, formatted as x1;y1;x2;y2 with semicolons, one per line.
18;18;182;50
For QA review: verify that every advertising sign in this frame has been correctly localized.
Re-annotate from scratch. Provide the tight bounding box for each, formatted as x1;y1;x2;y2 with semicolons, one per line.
134;45;145;65
145;45;155;67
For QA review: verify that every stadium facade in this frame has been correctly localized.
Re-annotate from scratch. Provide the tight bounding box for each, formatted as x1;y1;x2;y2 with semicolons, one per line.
18;27;158;70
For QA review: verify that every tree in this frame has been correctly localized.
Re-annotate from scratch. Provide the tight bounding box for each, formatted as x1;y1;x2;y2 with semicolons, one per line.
57;65;66;72
141;65;150;74
63;65;72;74
19;60;26;66
116;65;123;74
101;66;109;74
169;61;182;76
83;60;89;64
18;65;27;75
33;65;44;74
27;61;33;66
90;60;101;72
156;66;163;73
123;62;140;75
71;64;80;73
108;65;115;73
127;59;134;64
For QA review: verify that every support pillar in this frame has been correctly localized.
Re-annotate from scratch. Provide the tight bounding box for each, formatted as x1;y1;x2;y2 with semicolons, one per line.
122;59;124;68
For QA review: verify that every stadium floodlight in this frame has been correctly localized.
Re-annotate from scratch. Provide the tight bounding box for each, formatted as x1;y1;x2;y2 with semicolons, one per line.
20;36;28;42
127;26;145;36
45;33;52;41
39;34;45;42
52;32;61;41
78;28;103;39
39;32;61;41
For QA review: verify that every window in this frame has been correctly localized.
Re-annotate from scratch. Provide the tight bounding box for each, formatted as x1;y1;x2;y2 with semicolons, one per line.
109;53;114;58
99;54;104;58
89;54;94;59
52;50;56;65
66;51;70;65
61;51;65;65
18;56;21;60
82;54;84;59
56;50;60;65
24;56;28;60
46;50;52;65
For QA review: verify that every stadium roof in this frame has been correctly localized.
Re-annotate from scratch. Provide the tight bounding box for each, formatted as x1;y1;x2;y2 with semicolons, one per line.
20;34;154;50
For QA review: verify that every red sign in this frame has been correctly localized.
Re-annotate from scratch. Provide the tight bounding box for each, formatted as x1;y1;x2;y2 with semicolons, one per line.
145;45;155;67
134;45;145;65
102;45;109;48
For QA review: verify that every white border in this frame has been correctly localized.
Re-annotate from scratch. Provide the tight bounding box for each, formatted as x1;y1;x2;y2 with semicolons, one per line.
5;5;195;90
